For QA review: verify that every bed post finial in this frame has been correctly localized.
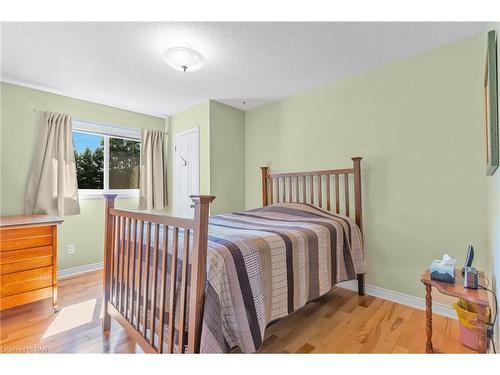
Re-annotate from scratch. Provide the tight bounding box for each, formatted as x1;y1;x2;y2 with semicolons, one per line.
261;167;269;206
188;195;215;353
102;194;117;332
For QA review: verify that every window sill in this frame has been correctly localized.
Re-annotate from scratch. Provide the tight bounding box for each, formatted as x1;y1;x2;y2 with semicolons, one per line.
78;190;140;200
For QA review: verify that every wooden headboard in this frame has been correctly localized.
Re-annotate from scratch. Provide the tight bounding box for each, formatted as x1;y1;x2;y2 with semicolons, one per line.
260;157;363;231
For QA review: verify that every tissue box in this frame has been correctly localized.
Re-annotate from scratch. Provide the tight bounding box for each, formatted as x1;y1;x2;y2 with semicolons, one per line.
430;259;456;283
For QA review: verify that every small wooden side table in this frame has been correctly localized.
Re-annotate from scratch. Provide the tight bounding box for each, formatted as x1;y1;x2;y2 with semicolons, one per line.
421;269;489;353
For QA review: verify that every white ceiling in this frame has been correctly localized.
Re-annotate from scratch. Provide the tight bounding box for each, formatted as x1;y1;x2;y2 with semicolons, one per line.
0;22;487;118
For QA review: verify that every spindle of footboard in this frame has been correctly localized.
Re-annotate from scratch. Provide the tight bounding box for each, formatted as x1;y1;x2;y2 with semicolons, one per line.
318;175;322;208
344;174;350;216
269;178;273;205
295;176;299;202
302;176;306;202
118;217;125;313
128;219;137;322
326;175;331;211
309;175;314;204
123;218;131;316
158;224;169;353
167;226;179;353
187;195;216;353
135;221;144;329
178;228;191;352
277;177;281;203
150;223;160;347
335;174;340;213
125;219;136;322
142;222;152;341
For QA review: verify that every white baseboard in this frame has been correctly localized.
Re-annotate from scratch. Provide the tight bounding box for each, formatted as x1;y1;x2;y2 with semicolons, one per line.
57;262;104;280
337;280;457;320
56;263;456;319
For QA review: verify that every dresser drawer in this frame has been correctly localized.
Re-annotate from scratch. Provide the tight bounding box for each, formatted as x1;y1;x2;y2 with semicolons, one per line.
0;246;53;274
0;226;53;252
0;245;52;264
0;257;53;274
0;225;52;241
0;287;53;311
0;266;53;298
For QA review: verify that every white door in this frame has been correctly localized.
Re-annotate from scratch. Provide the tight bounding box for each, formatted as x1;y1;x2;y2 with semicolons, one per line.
174;128;199;218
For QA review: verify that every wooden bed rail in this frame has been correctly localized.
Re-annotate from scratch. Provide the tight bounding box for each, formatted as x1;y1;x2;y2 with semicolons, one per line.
102;194;215;353
261;157;365;295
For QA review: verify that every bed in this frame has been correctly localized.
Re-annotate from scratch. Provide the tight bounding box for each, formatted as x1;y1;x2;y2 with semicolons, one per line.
102;157;365;353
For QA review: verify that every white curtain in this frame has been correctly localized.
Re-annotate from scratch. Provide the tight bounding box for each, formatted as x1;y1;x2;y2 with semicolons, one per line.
139;129;167;210
25;111;80;216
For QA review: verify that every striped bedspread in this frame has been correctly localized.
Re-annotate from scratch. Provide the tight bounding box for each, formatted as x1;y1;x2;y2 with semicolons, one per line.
201;202;365;353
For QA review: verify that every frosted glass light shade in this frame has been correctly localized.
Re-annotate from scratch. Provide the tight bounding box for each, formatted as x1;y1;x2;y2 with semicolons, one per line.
163;46;204;72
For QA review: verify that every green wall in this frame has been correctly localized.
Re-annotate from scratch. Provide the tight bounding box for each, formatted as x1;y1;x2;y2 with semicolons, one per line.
244;33;489;298
209;101;245;214
167;100;245;215
0;82;165;270
1;31;495;314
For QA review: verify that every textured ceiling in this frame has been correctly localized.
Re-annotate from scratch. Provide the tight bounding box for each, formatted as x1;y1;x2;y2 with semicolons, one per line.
0;22;487;117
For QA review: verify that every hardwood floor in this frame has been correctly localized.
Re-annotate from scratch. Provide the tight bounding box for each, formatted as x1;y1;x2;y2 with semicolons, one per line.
0;270;475;354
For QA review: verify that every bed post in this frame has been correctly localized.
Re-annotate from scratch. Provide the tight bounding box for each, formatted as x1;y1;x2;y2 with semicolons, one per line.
352;157;363;231
103;193;117;332
187;195;215;353
351;157;365;296
261;167;269;206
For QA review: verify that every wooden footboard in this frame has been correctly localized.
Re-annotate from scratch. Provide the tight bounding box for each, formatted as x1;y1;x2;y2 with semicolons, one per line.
102;194;215;353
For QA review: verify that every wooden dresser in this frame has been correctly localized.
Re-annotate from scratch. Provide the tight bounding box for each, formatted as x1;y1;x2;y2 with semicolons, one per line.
0;215;63;311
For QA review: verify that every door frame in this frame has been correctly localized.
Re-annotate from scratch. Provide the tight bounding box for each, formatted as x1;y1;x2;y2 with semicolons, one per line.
173;127;200;218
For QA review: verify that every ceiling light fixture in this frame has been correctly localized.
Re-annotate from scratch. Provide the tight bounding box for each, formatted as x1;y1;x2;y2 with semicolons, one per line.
163;45;204;72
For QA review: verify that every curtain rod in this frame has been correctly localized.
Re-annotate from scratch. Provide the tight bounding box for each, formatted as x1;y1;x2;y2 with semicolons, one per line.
31;109;168;134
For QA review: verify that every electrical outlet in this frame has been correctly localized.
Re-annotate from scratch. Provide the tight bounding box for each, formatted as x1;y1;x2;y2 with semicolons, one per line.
67;244;75;254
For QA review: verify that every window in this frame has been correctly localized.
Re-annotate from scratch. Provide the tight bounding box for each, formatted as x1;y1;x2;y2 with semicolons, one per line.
72;120;141;198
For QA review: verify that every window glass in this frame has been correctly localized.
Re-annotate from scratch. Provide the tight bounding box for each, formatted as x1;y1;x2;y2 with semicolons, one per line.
73;132;104;189
109;137;141;189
